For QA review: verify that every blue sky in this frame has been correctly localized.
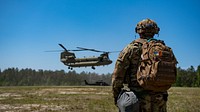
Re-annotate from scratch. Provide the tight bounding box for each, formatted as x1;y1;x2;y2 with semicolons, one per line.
0;0;200;74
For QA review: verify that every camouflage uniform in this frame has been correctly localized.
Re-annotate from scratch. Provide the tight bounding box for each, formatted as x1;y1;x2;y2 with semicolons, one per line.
112;38;168;112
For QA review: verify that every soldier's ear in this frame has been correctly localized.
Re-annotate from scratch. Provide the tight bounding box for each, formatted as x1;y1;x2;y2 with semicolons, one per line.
135;27;138;33
155;27;160;34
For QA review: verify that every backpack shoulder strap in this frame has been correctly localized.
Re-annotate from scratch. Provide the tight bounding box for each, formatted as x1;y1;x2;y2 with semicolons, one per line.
134;38;147;44
131;38;147;54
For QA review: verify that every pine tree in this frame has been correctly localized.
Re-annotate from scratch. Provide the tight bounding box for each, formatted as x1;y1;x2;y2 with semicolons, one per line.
197;65;200;87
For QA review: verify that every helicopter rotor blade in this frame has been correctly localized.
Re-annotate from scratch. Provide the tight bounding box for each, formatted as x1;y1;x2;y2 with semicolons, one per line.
45;49;83;52
77;47;120;54
107;51;121;53
44;50;63;52
59;44;68;51
58;44;85;52
68;49;85;51
77;47;103;52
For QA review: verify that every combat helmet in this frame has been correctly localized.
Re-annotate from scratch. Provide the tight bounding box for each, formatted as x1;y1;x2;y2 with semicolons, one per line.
135;18;160;36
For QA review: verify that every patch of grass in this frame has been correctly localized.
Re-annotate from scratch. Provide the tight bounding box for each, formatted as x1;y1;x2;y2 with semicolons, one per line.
0;86;199;112
0;86;118;112
168;87;200;112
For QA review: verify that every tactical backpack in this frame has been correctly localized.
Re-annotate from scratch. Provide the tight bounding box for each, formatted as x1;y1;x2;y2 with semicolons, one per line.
136;39;177;92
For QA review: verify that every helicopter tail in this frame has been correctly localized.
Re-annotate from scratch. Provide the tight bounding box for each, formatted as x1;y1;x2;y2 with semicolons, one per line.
84;80;89;85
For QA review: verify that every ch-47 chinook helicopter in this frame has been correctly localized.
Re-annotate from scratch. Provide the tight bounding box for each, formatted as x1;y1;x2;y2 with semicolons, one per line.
59;44;118;70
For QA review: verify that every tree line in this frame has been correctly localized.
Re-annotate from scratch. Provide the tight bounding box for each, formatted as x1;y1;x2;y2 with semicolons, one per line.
0;65;200;87
0;68;112;86
175;65;200;87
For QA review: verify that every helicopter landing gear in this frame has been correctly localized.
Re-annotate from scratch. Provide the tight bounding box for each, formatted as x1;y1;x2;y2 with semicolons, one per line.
68;66;73;70
91;66;95;70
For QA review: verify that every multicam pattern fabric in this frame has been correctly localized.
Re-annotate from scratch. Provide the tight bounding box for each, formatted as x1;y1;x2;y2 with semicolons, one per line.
112;38;168;112
112;38;144;99
137;39;177;92
136;91;168;112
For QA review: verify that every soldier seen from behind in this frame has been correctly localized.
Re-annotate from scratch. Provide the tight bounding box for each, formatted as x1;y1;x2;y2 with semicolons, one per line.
112;18;178;112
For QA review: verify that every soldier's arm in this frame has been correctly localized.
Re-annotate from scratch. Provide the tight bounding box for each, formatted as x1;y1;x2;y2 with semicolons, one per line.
112;45;132;104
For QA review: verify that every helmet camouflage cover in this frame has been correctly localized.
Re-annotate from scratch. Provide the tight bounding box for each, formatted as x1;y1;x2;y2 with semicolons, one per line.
135;18;160;35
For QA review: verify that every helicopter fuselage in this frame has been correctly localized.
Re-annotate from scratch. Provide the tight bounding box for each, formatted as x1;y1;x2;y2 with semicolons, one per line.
60;51;112;69
59;44;115;69
65;58;112;67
